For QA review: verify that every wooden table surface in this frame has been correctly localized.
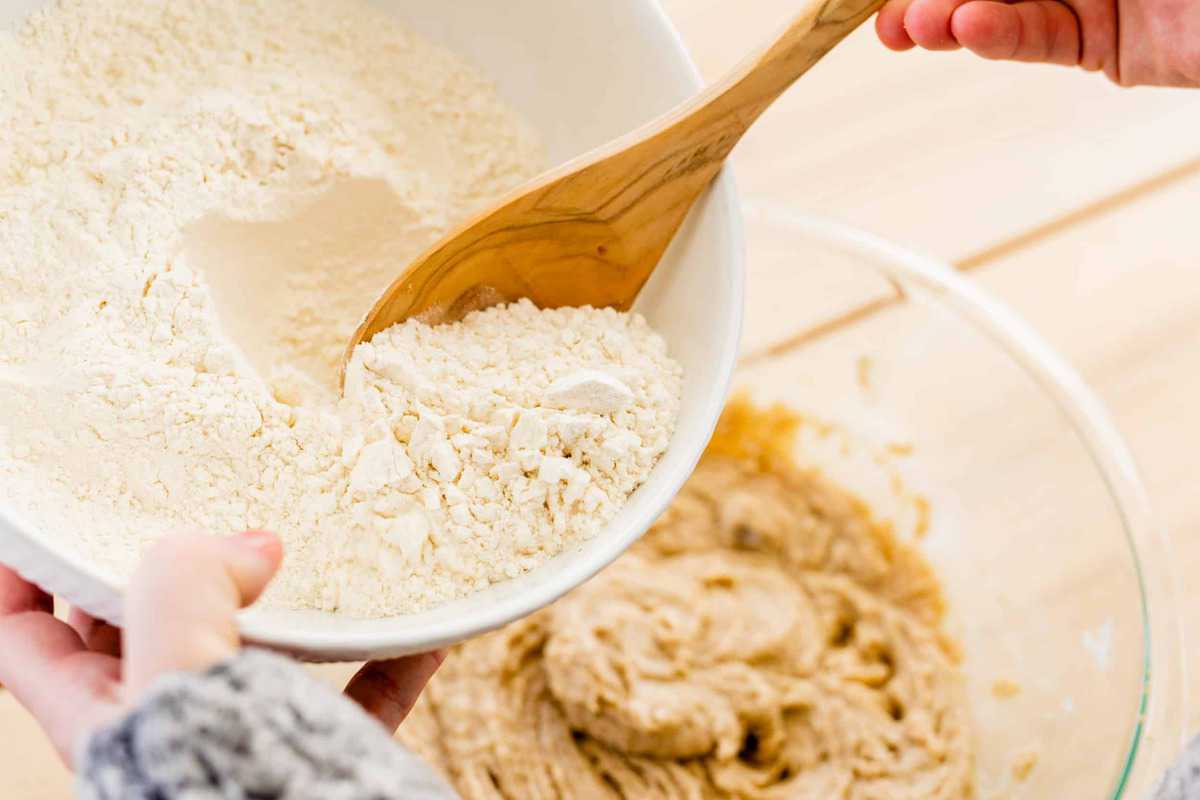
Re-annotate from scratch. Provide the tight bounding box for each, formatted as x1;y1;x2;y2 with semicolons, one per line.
3;1;1199;797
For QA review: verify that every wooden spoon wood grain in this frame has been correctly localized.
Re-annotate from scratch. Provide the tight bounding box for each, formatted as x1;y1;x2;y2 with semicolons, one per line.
344;0;885;372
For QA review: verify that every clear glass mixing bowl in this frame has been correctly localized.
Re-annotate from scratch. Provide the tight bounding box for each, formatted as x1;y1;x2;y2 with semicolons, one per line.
730;202;1187;797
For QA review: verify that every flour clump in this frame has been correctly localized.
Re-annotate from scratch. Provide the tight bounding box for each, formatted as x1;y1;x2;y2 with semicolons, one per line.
338;301;682;615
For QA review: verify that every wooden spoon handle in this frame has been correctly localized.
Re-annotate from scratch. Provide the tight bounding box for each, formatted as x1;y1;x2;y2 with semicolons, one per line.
654;0;889;165
718;0;890;116
342;0;884;356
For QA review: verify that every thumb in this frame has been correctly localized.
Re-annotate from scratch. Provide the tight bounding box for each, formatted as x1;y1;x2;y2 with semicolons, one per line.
124;530;283;699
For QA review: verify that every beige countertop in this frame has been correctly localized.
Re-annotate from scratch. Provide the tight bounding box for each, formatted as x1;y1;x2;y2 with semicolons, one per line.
3;1;1199;796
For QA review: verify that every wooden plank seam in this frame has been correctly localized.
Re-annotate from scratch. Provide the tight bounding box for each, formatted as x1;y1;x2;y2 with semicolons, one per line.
739;156;1200;366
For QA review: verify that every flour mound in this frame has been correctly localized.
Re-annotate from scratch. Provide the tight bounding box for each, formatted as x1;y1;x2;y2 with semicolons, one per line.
0;0;682;615
337;300;681;615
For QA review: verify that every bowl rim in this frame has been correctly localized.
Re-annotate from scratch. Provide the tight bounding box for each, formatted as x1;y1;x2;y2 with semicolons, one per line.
744;201;1189;799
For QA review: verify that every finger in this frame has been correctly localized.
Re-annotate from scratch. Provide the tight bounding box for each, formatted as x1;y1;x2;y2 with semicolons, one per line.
949;0;1081;64
0;563;53;616
124;530;283;698
876;0;919;50
0;608;85;701
68;608;123;657
0;608;121;764
903;0;973;50
0;561;56;690
344;651;447;733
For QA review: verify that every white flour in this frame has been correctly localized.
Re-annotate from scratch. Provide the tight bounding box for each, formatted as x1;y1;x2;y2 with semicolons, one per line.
340;302;680;613
0;0;682;615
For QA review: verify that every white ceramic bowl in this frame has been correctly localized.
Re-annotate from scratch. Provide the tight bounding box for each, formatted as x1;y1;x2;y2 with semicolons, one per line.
0;0;745;660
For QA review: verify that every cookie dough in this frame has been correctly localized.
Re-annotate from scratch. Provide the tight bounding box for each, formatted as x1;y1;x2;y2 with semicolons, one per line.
400;400;974;799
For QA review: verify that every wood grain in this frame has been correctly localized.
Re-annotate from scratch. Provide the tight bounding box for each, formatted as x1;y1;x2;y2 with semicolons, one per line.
345;0;886;363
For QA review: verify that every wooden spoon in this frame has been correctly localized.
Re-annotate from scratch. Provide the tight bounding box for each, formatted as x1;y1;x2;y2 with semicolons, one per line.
344;0;885;370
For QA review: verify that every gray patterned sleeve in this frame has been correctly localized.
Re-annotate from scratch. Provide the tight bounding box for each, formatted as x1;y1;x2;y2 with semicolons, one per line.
1154;735;1200;800
78;649;457;800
